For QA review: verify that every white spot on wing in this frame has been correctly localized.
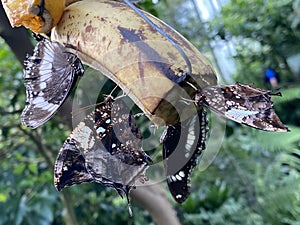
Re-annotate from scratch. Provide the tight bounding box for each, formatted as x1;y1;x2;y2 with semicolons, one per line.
175;174;182;181
96;127;106;134
225;109;258;122
179;171;185;177
171;175;177;182
176;194;182;199
39;82;47;89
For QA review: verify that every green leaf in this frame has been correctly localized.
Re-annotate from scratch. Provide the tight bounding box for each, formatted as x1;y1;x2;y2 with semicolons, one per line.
0;193;7;202
28;163;38;175
13;163;26;175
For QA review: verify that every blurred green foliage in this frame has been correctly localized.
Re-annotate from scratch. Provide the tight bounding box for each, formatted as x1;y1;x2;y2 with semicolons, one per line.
0;0;300;224
210;0;300;86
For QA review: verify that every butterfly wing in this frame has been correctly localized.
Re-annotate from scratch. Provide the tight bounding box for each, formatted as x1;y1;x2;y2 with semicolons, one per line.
54;137;94;191
85;138;148;199
95;98;151;165
161;109;208;203
196;83;288;132
21;39;84;129
54;98;149;199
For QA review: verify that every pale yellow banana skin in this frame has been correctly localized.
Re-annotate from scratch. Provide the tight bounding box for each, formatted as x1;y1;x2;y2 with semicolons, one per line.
51;0;217;125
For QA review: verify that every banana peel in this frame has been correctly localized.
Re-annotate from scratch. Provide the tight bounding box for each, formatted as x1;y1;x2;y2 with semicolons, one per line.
51;0;217;125
1;0;65;33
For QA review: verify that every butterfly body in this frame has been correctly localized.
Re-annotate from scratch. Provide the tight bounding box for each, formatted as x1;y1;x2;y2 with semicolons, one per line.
21;39;84;129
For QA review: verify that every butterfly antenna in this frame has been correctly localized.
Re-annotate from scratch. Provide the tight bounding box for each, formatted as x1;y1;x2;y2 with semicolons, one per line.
123;0;192;75
71;96;113;118
72;85;123;117
71;104;97;117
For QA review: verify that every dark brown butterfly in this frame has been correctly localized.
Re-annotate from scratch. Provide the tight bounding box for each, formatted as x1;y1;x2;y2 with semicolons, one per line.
21;39;84;129
195;83;288;132
161;110;208;203
54;97;150;202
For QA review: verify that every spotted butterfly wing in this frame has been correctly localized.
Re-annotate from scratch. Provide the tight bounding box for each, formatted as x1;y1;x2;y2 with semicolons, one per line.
195;83;288;132
21;39;84;129
95;98;151;165
54;97;149;200
161;109;208;203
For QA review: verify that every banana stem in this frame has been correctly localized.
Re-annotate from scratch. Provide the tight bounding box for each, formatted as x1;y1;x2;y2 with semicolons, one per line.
123;0;192;76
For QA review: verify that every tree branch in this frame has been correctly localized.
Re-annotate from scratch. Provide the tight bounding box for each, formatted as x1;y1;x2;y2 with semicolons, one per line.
131;183;181;225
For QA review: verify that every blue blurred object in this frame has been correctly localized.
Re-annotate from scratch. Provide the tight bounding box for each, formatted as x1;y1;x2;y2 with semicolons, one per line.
265;68;276;79
265;68;280;89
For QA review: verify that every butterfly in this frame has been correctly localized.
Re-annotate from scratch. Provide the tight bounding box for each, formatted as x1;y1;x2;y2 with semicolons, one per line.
161;109;208;203
21;38;84;129
195;83;289;132
54;97;150;201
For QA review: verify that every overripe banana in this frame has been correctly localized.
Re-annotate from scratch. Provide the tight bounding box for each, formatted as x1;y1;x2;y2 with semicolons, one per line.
50;0;217;125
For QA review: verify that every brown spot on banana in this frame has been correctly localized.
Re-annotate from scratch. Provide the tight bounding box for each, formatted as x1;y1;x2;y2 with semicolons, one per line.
118;26;185;83
51;0;217;125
